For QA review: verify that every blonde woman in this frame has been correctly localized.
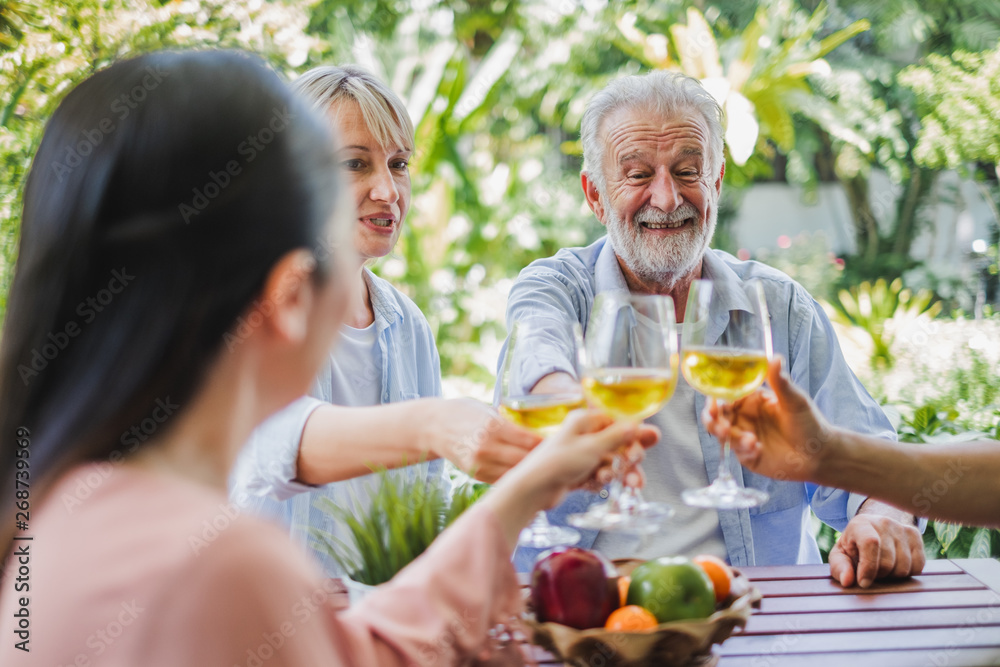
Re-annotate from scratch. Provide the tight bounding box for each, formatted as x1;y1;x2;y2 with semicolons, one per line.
230;66;539;575
0;50;655;666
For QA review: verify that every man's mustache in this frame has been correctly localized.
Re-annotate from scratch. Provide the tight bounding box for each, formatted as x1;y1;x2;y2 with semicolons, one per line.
633;203;699;225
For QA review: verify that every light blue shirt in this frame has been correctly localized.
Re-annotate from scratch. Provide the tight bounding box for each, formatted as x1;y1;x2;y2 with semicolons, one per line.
499;236;899;570
229;269;443;576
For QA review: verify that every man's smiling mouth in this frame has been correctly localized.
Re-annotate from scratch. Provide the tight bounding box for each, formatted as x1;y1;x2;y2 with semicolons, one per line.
640;217;693;230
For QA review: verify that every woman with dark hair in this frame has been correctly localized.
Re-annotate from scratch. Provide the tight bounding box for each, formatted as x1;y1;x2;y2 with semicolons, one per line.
0;51;654;665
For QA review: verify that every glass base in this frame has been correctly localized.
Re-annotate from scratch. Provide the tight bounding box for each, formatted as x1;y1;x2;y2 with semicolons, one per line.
682;481;769;510
566;500;674;535
517;516;580;549
518;524;580;548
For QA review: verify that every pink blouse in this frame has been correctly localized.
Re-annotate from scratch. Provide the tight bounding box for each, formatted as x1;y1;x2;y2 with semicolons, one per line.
0;463;524;666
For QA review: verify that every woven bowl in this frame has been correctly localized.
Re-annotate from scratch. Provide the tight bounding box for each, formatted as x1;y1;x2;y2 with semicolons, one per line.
523;559;762;667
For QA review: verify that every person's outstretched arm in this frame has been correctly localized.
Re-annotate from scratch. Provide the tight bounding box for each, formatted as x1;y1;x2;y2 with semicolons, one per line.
297;398;542;485
705;357;1000;528
232;397;544;505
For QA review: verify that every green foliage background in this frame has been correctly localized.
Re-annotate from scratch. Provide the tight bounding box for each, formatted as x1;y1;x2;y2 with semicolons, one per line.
5;0;999;368
2;0;999;558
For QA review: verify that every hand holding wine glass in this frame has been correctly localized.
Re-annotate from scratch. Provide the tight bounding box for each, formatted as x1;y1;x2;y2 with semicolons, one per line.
567;292;677;534
499;320;586;548
680;279;772;509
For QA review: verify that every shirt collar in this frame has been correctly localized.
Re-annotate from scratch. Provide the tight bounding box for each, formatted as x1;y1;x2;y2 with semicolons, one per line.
594;236;631;295
700;250;754;315
595;238;756;343
362;267;403;330
700;250;759;345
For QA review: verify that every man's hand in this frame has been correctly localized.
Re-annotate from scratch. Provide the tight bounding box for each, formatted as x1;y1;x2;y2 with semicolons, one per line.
424;398;542;483
829;501;925;588
702;357;839;483
532;371;580;396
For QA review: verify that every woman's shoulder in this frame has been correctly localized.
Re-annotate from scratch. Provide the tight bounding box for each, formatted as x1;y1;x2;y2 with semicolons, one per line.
142;504;346;663
18;464;343;666
43;463;321;578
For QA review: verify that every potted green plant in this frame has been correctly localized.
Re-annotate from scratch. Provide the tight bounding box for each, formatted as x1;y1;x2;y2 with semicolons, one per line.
309;467;488;603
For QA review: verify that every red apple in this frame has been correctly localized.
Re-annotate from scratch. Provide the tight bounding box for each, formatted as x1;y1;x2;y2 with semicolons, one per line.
530;547;618;629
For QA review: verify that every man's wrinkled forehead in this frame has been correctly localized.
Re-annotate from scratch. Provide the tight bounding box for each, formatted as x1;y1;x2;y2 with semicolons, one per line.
601;106;711;165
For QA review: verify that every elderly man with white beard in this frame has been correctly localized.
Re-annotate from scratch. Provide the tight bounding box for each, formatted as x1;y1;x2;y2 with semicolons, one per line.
497;70;926;588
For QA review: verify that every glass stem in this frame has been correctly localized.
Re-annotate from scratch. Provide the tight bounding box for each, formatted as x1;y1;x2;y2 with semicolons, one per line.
716;435;734;482
529;511;552;529
714;400;737;490
607;454;625;508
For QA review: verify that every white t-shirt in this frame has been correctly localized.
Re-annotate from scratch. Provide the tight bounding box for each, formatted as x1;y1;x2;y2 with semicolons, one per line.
327;323;381;407
591;371;728;560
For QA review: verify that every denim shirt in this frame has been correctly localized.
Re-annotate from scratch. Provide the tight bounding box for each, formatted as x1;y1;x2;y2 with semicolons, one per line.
499;237;898;570
229;269;443;576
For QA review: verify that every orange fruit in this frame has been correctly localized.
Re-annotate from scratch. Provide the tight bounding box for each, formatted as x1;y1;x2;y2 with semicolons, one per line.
604;605;658;631
693;554;733;603
617;575;631;607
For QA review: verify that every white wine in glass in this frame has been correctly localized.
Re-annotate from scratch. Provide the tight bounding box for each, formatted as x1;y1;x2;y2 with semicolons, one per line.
499;394;587;435
499;320;584;548
681;279;772;509
582;369;677;422
567;292;678;534
682;349;769;403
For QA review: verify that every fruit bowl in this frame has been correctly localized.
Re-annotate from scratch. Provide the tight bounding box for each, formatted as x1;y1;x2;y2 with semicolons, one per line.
523;559;762;667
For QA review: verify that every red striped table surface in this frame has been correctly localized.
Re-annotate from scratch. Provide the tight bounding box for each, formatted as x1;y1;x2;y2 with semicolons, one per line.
518;558;1000;666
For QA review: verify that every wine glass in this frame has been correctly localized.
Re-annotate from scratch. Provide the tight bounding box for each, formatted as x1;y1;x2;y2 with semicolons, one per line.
566;292;677;534
680;279;772;509
499;320;586;548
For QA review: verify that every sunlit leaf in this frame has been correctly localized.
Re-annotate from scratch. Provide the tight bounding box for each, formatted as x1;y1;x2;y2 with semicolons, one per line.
724;91;759;166
934;522;962;552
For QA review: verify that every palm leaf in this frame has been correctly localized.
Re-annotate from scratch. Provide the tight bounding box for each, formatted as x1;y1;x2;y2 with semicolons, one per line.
816;19;872;59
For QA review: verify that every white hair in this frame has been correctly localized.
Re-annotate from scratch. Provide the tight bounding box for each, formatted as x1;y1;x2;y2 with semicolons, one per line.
580;70;724;193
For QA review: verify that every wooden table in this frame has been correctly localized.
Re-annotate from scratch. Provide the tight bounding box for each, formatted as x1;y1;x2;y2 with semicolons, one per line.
521;558;1000;666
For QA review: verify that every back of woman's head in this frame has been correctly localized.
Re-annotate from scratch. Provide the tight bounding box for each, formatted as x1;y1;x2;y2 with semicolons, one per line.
292;64;413;152
0;50;339;523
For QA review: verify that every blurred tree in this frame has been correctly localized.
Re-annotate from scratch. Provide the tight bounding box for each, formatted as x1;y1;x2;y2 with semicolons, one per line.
807;0;1000;285
0;0;321;313
900;43;1000;307
2;0;996;386
0;1;36;52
